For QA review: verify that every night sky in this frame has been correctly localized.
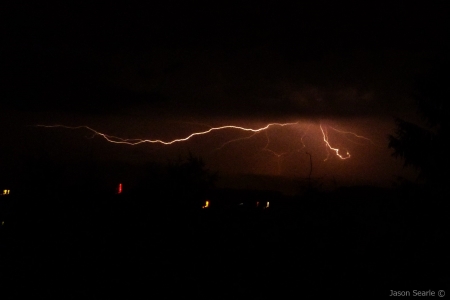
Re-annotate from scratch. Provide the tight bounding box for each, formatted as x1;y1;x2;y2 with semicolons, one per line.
2;2;448;192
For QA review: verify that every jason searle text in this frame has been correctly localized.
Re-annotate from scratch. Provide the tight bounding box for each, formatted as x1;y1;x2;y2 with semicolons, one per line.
390;290;445;297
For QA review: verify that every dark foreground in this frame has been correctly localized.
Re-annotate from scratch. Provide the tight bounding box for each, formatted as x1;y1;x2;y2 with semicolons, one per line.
1;186;449;298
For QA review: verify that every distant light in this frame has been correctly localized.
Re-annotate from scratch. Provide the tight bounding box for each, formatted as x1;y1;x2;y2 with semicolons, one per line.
1;221;3;226
265;201;270;209
2;189;10;195
256;201;259;207
118;183;122;194
202;200;209;209
239;203;243;206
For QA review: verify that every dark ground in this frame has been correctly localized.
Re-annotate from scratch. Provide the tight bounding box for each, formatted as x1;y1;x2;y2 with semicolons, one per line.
1;183;449;298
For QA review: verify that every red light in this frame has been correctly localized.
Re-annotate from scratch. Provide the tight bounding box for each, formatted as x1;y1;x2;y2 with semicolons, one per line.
118;183;122;194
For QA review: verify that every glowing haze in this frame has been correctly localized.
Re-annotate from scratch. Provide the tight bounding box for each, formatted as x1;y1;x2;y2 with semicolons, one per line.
32;117;403;190
2;2;438;192
36;121;372;161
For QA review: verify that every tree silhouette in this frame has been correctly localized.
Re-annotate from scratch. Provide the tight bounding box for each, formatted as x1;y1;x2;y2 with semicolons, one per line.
389;58;450;187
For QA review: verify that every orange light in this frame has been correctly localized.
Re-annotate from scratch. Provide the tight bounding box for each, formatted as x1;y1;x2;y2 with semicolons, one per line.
256;201;259;207
118;183;122;194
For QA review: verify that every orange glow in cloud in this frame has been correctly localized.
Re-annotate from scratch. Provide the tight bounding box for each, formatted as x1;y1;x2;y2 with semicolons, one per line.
36;121;373;165
36;123;298;145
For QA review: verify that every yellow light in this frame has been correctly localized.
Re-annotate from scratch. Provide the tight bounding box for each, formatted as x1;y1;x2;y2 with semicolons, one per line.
202;200;209;209
266;201;270;209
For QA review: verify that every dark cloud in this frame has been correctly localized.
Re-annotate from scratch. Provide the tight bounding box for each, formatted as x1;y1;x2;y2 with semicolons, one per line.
0;44;429;120
2;2;449;190
99;47;422;119
2;2;448;118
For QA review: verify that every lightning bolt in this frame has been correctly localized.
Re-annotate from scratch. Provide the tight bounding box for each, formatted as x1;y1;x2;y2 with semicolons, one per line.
36;123;298;145
36;121;373;165
319;124;351;161
328;126;376;145
300;124;312;149
261;131;290;174
214;132;259;151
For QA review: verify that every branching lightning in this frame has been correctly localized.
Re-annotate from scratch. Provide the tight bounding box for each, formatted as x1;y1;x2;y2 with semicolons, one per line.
320;124;351;161
214;132;259;151
328;126;376;145
300;124;311;149
36;121;373;171
36;123;297;145
261;131;291;174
